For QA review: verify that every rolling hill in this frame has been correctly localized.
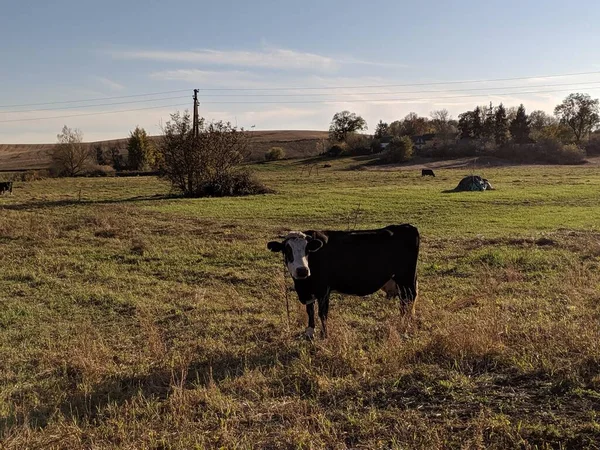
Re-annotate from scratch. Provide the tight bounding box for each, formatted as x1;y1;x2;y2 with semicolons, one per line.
0;130;330;172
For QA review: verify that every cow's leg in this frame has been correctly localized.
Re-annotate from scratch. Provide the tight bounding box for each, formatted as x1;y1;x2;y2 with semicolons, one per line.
317;289;331;339
305;301;316;340
395;278;418;317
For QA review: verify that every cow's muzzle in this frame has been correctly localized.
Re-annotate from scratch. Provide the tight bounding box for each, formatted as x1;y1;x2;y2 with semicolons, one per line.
295;267;309;279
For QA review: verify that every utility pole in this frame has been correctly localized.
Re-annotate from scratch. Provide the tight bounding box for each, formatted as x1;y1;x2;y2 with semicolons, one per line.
193;89;199;137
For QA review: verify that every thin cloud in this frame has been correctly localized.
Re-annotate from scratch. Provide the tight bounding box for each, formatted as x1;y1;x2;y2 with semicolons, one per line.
92;76;125;91
111;47;340;72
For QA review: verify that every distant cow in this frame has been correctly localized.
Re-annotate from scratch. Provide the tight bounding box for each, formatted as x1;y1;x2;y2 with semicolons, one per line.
0;182;12;195
422;169;435;177
268;224;420;339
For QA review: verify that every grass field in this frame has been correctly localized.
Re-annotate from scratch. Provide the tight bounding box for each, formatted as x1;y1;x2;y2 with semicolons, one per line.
1;158;600;449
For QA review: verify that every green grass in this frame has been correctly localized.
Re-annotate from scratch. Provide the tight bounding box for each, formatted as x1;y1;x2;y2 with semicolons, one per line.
1;158;600;448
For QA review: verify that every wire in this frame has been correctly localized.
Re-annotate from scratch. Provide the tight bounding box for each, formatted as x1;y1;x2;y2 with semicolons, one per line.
0;95;191;114
0;89;191;109
196;86;600;104
2;69;600;109
0;102;190;123
193;70;600;91
197;80;600;97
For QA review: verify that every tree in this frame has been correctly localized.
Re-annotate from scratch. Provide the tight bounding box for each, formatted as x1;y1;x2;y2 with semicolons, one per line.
399;112;432;136
482;102;495;144
94;144;107;165
430;109;457;143
554;93;600;143
509;104;531;144
109;146;124;171
472;106;483;139
458;111;474;139
381;136;414;163
51;125;90;176
157;111;267;197
127;126;155;170
329;111;367;142
493;103;509;146
374;120;389;139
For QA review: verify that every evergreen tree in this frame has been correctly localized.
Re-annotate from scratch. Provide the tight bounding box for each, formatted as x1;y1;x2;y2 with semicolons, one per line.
509;104;531;144
127;126;155;170
494;103;510;146
458;111;474;139
472;106;483;139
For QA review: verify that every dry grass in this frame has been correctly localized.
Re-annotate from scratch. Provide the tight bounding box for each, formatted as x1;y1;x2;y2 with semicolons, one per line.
1;162;600;448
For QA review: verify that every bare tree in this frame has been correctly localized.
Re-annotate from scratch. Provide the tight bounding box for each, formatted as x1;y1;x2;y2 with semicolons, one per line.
51;125;90;176
430;109;456;143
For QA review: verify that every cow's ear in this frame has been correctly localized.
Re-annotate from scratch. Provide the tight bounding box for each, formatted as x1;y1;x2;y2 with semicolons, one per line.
306;239;323;253
267;241;284;252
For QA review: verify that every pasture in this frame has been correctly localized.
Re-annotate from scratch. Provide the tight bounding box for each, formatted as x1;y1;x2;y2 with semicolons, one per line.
1;159;600;449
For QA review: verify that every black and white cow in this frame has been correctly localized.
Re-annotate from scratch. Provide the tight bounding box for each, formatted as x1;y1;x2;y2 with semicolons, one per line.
0;182;12;195
421;169;435;177
268;224;419;339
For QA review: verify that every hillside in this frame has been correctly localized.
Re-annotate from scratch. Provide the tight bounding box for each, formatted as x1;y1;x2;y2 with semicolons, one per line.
0;130;329;172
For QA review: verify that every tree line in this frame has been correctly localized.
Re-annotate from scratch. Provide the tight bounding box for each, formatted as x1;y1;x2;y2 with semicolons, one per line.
327;93;600;164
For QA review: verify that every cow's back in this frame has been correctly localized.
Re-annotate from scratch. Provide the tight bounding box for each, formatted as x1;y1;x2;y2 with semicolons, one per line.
307;225;419;296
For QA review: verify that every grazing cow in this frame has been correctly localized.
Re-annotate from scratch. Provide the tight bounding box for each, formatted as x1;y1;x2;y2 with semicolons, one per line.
422;169;435;177
268;224;419;339
0;182;12;195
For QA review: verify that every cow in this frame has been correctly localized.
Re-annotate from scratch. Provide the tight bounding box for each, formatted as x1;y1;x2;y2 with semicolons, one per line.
422;169;435;177
0;182;12;195
268;224;419;339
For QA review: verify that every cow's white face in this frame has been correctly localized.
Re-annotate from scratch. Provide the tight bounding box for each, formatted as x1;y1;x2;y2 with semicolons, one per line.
267;231;323;279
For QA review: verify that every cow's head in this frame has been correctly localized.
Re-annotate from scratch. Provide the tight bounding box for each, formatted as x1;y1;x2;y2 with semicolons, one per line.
267;231;325;279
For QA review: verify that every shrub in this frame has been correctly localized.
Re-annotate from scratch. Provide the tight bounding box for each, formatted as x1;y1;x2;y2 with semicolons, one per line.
197;169;272;197
84;165;117;177
327;142;348;157
345;134;372;156
370;139;383;153
585;134;600;156
265;147;285;161
381;136;414;163
157;111;271;198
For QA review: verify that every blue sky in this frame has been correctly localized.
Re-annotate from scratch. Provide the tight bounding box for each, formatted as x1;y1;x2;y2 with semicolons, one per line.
1;0;600;143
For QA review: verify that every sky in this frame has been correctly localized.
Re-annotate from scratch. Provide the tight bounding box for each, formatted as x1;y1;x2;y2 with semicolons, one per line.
1;0;600;143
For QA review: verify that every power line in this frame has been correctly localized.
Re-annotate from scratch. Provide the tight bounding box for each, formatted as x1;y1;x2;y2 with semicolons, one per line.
0;89;191;109
196;86;600;104
196;80;600;97
193;70;600;91
0;102;190;124
2;69;600;109
0;95;190;114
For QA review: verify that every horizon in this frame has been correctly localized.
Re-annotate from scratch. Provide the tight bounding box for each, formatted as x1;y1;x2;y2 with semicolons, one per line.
2;0;600;144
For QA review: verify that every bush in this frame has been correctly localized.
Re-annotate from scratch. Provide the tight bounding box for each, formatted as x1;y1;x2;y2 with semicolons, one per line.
157;111;271;198
381;136;414;163
585;134;600;156
84;165;117;177
196;169;272;197
370;139;383;153
18;170;51;182
327;142;349;157
345;134;372;156
265;147;285;161
495;138;586;164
